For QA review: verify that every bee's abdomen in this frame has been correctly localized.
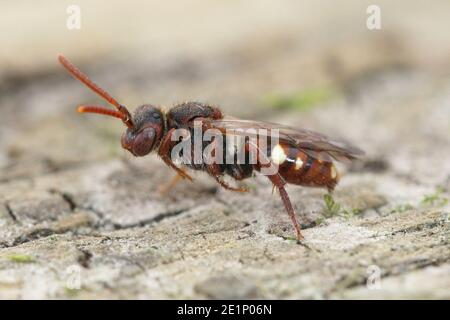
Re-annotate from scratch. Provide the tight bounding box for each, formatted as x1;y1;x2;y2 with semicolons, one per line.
270;144;339;191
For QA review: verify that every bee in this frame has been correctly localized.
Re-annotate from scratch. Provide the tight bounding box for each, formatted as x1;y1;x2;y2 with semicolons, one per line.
58;54;363;240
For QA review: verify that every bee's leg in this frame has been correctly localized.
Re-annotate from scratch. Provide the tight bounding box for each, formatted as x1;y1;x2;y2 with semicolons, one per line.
157;128;193;181
267;174;304;241
205;163;248;192
214;175;249;192
202;135;249;192
157;173;183;195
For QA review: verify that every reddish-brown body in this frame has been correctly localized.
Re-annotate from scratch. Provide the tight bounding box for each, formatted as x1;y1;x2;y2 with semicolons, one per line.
58;54;362;241
275;144;339;191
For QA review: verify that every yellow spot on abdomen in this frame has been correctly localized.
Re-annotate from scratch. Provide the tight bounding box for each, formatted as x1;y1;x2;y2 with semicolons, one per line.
331;164;338;180
295;158;304;170
271;144;286;165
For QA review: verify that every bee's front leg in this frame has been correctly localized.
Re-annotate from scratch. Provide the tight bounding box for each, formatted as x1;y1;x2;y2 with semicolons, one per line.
157;128;193;181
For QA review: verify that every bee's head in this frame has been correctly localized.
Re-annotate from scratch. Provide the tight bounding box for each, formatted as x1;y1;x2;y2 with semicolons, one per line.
120;105;165;156
58;54;165;157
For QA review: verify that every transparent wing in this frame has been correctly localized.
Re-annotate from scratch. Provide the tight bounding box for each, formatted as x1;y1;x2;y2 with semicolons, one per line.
208;118;364;163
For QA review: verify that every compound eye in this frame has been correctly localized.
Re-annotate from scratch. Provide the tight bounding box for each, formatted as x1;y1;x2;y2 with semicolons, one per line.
132;127;156;156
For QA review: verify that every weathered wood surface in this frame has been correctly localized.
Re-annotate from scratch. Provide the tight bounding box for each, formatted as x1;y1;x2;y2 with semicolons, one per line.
0;1;449;299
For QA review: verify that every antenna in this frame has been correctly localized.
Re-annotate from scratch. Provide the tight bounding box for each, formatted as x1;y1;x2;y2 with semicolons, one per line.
58;54;133;128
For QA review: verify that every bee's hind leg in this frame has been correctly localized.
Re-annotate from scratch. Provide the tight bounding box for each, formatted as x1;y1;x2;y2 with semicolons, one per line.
267;174;304;241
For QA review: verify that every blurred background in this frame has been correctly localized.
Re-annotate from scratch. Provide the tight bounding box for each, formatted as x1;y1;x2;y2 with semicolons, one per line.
1;0;449;184
0;1;449;299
